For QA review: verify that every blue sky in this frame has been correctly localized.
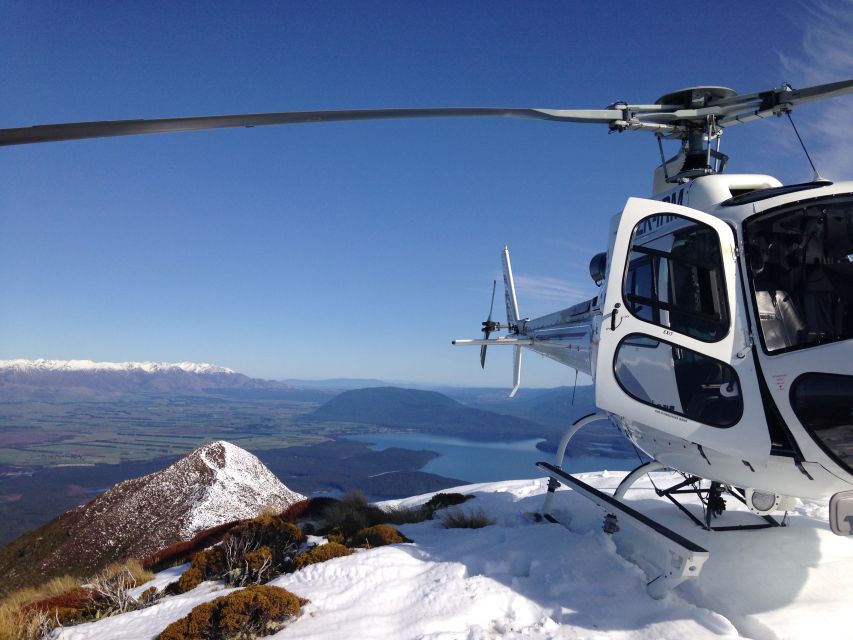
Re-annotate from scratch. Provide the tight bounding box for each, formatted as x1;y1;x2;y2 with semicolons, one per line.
1;1;852;387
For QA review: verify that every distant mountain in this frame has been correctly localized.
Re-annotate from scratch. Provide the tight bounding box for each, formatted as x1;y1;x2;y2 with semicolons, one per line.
311;387;551;441
281;377;391;390
429;385;633;457
0;359;312;401
0;441;304;593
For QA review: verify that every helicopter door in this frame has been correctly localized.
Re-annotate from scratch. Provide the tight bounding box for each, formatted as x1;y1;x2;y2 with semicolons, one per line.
596;197;770;464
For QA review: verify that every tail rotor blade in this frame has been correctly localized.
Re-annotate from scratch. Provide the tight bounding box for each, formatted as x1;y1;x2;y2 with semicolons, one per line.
480;280;498;369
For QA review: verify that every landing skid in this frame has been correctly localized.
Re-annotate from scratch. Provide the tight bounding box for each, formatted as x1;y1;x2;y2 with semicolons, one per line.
537;461;709;598
536;413;712;597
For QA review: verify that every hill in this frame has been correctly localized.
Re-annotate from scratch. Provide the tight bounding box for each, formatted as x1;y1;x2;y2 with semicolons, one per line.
310;387;550;441
0;441;303;594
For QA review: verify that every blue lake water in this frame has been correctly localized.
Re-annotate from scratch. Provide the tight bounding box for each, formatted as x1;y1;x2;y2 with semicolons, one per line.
348;432;635;483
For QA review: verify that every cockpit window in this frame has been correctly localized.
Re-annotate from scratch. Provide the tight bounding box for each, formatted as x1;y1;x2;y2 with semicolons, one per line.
745;197;853;353
624;215;729;342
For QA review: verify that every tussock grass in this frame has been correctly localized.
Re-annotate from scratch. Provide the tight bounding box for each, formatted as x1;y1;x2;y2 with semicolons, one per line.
100;559;154;587
0;560;156;639
440;507;493;529
0;575;81;640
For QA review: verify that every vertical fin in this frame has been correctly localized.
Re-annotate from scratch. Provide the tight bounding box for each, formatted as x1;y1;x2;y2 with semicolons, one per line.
502;246;520;328
509;346;522;398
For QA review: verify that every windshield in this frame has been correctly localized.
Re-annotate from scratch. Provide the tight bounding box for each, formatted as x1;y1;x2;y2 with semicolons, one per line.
745;196;853;353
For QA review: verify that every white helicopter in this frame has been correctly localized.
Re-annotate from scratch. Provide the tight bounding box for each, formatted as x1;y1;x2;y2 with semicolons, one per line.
3;79;852;596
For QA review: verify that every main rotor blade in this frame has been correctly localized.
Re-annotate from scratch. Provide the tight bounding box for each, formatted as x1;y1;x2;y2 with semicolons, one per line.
0;107;622;147
714;79;853;129
784;78;853;104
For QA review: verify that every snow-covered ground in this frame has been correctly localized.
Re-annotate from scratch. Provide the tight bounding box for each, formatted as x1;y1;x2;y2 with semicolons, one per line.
54;471;853;640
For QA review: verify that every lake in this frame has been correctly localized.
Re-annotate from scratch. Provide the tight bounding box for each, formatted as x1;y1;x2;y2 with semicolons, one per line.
347;432;635;483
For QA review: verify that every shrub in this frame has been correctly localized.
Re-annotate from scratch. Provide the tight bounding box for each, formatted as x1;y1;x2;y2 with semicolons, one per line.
221;517;304;587
425;492;473;512
176;567;204;594
190;547;226;578
379;493;474;526
87;562;157;616
144;521;239;571
318;492;389;538
170;515;306;591
348;524;412;548
228;515;305;550
441;507;493;529
157;585;305;640
293;543;353;570
20;587;95;624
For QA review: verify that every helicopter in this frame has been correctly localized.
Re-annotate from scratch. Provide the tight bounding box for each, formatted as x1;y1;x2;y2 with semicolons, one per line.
3;78;852;596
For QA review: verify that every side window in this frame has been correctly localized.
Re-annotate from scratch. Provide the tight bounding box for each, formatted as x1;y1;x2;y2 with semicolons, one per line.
623;215;729;342
614;334;743;428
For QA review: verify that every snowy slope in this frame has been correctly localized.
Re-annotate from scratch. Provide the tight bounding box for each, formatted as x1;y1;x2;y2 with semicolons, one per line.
53;471;853;640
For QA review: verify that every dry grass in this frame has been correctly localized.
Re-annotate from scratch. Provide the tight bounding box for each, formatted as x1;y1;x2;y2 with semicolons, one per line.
0;575;81;640
440;507;493;529
0;560;155;639
100;559;154;587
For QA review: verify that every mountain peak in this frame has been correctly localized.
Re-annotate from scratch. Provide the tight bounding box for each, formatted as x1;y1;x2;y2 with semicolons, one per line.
0;441;304;592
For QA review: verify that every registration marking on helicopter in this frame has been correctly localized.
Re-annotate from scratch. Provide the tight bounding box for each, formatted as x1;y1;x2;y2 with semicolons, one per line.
654;408;688;422
634;213;680;238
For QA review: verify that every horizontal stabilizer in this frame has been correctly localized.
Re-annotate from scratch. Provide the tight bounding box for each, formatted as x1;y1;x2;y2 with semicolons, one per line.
452;337;533;346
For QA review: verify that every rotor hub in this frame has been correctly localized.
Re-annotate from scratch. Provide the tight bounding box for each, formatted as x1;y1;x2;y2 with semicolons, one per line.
655;86;738;109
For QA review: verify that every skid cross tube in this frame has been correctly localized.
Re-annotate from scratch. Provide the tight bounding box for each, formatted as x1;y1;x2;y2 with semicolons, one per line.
654;476;785;531
537;462;709;598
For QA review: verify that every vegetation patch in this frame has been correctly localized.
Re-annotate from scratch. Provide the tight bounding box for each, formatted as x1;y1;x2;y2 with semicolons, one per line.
424;492;473;512
157;585;306;640
440;507;493;529
144;521;239;571
0;560;157;639
348;524;412;548
293;542;354;570
170;513;306;592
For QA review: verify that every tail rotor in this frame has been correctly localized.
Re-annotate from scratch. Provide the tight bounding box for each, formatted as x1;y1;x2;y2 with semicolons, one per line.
480;280;499;368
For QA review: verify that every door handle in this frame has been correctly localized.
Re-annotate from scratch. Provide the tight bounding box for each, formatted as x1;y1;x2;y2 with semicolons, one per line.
610;303;621;331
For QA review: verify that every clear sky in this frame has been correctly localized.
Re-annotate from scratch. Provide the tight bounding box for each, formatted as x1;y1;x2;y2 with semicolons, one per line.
1;1;852;387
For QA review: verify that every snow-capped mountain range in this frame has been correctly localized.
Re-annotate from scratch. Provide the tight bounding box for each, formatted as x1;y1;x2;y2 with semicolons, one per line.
0;358;289;399
0;359;235;375
0;441;304;590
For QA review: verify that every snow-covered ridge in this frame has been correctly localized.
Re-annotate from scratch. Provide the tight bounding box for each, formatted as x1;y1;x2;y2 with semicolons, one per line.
53;472;853;640
0;359;234;375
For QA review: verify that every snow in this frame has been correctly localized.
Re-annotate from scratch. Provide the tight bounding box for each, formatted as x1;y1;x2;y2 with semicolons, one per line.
0;358;233;375
52;471;853;640
184;441;305;535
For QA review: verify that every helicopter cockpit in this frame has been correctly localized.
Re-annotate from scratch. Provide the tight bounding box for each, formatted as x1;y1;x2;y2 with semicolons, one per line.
745;196;853;353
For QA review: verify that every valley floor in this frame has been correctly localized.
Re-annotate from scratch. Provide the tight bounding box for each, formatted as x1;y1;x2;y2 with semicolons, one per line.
54;471;852;640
